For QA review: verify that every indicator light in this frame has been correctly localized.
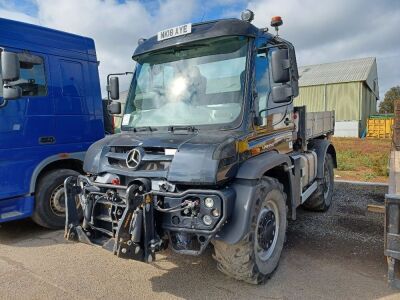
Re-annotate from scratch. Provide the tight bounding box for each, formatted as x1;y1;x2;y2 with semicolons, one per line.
211;209;220;217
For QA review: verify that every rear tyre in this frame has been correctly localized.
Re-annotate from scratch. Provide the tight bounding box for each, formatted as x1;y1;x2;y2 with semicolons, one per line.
32;169;80;229
212;177;287;284
303;153;334;212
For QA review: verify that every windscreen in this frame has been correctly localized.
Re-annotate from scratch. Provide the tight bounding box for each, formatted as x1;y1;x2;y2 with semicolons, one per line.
122;36;249;130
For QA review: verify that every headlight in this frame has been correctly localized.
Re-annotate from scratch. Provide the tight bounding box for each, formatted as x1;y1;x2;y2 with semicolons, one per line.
203;215;213;226
204;197;214;208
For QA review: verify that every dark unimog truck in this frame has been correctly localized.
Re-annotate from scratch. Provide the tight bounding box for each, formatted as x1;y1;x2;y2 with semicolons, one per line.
64;11;337;284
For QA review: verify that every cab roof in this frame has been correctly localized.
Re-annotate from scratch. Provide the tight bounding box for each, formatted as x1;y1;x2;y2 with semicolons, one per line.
0;18;97;60
133;18;262;60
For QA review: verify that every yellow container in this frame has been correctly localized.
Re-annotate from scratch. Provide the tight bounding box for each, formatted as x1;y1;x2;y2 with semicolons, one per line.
367;118;394;139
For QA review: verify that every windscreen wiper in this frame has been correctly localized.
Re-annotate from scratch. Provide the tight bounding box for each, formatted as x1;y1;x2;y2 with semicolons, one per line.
168;125;198;133
123;126;157;132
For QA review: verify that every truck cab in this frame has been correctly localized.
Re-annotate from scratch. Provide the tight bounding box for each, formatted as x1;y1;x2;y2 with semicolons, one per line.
0;18;105;228
64;12;337;284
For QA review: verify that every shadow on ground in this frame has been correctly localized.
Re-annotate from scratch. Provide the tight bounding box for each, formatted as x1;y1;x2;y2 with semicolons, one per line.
0;219;66;247
0;182;397;299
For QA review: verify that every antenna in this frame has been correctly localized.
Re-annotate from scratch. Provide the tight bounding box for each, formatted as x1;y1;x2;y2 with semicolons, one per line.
200;9;205;22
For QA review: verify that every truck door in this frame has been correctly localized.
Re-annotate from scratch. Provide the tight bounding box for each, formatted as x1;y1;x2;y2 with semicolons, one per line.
0;50;53;199
52;58;102;145
253;41;294;153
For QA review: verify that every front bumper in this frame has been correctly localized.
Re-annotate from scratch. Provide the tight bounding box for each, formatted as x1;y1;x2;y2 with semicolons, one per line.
64;175;234;262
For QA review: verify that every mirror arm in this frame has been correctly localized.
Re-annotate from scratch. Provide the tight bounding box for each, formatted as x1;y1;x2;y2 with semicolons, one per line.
257;42;288;53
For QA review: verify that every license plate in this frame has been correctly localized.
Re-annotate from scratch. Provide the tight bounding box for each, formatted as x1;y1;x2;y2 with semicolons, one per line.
157;23;192;41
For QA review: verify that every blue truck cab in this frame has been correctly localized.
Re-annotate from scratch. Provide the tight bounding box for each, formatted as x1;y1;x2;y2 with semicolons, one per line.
0;18;105;228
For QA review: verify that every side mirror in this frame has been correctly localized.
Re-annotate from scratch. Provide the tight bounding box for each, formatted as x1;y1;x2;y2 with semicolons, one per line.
108;101;121;115
3;86;22;100
271;49;290;83
1;52;20;81
271;84;292;103
108;77;119;100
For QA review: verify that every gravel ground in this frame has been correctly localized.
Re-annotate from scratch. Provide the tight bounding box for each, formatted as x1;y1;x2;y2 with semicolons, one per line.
0;182;399;299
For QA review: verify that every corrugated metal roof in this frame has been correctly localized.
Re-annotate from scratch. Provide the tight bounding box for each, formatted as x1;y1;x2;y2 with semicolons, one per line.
299;57;376;86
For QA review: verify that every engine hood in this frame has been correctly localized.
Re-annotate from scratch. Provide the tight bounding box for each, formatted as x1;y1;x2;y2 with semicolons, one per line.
83;131;240;185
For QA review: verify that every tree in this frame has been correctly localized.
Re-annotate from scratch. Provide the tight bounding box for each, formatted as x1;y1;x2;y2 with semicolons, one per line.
379;86;400;114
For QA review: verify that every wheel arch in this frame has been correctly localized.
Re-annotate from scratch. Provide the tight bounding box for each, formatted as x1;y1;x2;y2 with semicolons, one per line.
217;151;296;245
308;139;337;178
30;152;85;194
264;165;293;218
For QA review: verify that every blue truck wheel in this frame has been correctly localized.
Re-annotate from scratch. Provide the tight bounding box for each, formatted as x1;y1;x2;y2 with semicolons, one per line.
32;169;81;229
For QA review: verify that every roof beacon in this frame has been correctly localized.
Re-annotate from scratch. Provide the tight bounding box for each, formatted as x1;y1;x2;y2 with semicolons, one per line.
271;16;283;36
241;9;254;23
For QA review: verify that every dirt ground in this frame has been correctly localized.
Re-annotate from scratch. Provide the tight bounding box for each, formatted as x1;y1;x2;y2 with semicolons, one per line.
0;182;399;300
333;137;391;183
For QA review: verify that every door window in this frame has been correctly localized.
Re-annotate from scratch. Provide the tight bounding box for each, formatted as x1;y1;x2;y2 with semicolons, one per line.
0;52;47;100
255;51;270;115
17;54;47;97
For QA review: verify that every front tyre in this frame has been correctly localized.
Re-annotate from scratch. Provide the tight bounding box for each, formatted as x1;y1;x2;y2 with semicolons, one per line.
212;177;287;284
32;169;80;229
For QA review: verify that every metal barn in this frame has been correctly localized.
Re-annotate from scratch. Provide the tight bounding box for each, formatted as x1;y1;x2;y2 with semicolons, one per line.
295;57;379;137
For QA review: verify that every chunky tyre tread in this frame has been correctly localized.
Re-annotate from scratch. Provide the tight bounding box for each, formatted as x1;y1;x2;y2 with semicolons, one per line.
213;177;286;284
303;154;334;212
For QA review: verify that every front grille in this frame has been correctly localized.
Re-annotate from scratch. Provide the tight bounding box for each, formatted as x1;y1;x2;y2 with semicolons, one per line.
110;146;133;154
106;146;173;172
108;157;170;171
110;146;165;155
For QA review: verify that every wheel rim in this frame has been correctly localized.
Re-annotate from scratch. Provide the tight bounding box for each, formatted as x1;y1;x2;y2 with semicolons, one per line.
50;184;66;217
255;200;280;261
323;161;331;199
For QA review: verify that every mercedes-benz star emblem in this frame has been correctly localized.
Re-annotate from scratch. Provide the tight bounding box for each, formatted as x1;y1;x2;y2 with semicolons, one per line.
126;148;142;169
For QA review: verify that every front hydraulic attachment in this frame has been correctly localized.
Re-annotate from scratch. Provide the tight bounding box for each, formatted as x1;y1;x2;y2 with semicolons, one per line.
64;175;162;263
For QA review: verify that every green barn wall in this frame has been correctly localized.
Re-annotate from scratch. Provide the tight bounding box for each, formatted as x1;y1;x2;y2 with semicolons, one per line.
294;81;377;135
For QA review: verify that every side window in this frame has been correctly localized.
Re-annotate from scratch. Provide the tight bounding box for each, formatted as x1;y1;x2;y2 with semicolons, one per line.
255;46;288;120
17;54;47;97
255;52;270;115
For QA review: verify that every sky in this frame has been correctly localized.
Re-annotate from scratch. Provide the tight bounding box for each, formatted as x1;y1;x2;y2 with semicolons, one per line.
0;0;399;100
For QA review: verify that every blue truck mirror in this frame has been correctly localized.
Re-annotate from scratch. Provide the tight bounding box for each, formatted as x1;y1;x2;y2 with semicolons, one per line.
2;85;22;100
1;51;20;82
